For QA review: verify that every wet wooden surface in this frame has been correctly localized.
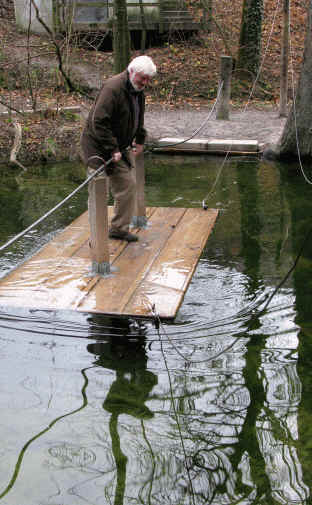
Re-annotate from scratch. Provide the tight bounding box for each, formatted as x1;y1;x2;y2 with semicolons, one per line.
0;207;218;319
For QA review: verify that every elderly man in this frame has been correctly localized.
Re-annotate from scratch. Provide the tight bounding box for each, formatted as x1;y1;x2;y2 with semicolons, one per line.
80;55;157;243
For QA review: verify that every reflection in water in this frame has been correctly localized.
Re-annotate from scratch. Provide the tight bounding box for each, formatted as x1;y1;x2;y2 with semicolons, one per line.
87;316;157;505
233;161;308;504
0;366;90;501
1;159;312;504
281;170;312;500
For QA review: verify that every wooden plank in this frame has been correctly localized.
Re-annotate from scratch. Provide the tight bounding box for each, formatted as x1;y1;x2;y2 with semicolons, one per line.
76;207;186;314
0;209;114;310
124;208;218;318
156;137;259;154
0;207;218;319
0;206;157;311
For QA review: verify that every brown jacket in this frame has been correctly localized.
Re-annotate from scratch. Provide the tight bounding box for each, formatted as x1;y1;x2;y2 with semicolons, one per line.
80;70;146;169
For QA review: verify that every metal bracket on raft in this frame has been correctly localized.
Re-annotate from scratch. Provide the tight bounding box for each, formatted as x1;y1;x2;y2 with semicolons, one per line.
90;261;118;278
131;216;149;229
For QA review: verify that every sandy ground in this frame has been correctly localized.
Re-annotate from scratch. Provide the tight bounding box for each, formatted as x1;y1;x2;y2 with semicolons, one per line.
143;105;286;151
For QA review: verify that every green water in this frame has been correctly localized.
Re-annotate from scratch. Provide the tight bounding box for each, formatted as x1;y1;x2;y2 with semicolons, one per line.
0;155;312;504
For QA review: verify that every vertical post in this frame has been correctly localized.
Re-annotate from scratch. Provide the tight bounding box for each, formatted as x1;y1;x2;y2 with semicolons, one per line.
216;55;232;120
159;0;164;34
131;151;147;228
205;0;213;33
88;175;111;275
279;0;289;117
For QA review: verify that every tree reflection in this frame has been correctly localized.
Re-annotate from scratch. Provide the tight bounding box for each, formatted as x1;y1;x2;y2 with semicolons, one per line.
87;315;157;505
165;160;310;503
231;160;309;504
280;167;312;499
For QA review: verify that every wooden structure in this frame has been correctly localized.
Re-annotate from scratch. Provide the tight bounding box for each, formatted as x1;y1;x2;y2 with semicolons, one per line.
216;56;233;121
59;0;198;32
156;138;259;154
0;207;218;319
14;0;199;35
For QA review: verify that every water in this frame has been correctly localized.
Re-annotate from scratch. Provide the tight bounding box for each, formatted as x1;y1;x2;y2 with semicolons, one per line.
0;155;312;504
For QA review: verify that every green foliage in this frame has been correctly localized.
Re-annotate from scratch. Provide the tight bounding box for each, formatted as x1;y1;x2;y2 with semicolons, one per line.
61;110;80;122
237;0;264;77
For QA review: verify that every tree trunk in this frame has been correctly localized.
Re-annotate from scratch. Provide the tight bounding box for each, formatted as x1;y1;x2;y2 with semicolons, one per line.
236;0;263;79
201;0;213;33
279;0;290;117
139;0;147;54
113;0;131;74
278;0;312;160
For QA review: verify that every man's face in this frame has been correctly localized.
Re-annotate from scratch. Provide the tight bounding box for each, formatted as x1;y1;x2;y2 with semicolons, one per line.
129;69;151;91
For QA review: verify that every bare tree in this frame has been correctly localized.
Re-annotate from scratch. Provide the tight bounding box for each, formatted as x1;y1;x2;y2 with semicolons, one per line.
113;0;131;73
277;0;312;160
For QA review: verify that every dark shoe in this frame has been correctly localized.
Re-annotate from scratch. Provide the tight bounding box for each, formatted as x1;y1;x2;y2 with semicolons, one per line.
109;229;139;242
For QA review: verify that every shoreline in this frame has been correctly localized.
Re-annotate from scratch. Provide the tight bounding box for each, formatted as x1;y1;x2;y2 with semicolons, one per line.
0;104;286;168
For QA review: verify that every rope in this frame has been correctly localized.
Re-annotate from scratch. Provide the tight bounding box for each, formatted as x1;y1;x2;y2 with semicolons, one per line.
0;158;112;254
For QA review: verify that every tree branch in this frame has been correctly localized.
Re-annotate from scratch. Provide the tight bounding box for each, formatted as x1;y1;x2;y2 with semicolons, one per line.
10;119;27;171
29;0;93;99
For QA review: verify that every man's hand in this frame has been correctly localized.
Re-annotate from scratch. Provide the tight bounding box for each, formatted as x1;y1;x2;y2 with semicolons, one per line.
132;143;144;156
112;151;122;162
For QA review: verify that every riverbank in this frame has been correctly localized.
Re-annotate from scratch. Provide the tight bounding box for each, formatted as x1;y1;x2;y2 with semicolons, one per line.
0;102;286;170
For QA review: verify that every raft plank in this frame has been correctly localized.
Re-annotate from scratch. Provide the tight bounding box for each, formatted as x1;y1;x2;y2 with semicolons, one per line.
124;208;218;318
77;207;186;315
0;206;218;319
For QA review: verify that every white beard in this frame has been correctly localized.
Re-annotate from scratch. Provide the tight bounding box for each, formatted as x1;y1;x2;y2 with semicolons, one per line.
129;74;144;92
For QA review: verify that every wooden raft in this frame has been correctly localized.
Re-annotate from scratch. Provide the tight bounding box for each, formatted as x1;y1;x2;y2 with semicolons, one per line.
0;207;218;319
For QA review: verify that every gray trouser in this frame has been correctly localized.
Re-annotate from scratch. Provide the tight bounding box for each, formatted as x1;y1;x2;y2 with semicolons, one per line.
88;157;136;234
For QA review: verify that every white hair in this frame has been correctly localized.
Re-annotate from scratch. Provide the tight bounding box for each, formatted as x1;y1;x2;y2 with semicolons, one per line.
128;55;157;76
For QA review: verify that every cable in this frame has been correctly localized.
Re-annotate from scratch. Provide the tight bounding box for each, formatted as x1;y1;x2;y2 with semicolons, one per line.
202;147;230;210
146;81;224;153
242;0;282;114
151;303;196;505
0;157;112;254
260;223;312;314
202;0;282;210
1;90;225;255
